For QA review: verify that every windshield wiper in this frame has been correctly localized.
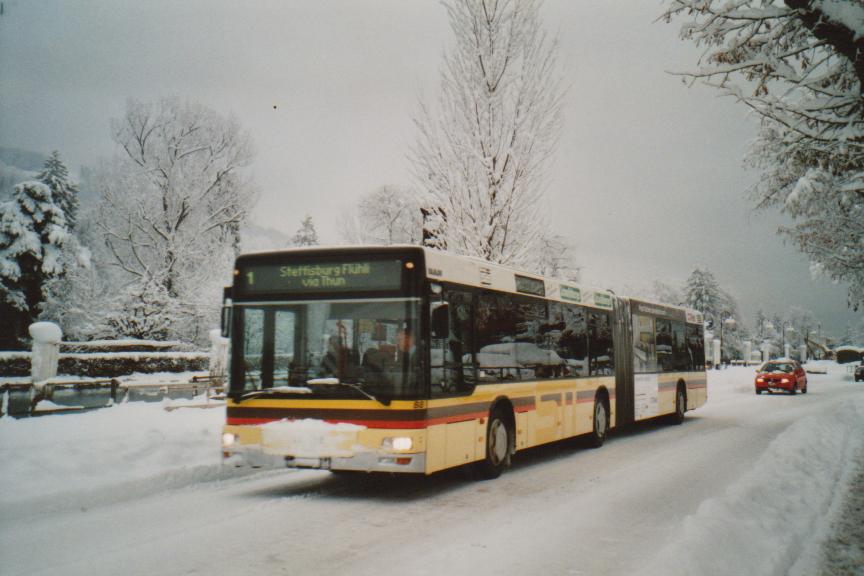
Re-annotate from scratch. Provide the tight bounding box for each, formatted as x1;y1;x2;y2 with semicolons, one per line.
306;378;391;406
238;385;313;402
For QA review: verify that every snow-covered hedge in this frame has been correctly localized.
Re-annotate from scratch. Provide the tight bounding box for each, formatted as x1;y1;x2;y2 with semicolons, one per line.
0;351;208;378
58;352;208;377
59;339;196;353
0;352;30;376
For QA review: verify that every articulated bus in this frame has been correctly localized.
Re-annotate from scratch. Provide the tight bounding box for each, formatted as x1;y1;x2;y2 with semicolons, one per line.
221;246;706;478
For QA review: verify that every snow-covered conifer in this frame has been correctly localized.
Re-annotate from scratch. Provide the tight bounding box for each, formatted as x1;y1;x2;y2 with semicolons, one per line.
0;181;73;348
292;215;319;247
684;268;723;323
684;267;742;359
37;151;79;229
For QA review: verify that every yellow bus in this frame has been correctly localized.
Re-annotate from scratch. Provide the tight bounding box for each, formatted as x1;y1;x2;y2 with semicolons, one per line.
221;246;706;478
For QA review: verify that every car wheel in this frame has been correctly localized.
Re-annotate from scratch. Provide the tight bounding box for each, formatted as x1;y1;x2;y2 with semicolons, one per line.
756;389;762;395
475;409;512;479
590;395;610;446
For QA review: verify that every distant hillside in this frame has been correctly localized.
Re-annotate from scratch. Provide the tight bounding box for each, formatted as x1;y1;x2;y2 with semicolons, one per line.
0;163;35;201
240;222;293;253
0;146;49;172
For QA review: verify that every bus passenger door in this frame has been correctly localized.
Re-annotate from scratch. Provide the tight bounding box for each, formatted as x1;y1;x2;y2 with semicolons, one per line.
612;298;634;428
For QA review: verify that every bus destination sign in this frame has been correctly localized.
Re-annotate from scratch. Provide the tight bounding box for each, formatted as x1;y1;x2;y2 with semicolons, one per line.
238;260;403;294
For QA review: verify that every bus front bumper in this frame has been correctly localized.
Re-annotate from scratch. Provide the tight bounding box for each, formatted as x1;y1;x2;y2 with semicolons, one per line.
223;445;426;474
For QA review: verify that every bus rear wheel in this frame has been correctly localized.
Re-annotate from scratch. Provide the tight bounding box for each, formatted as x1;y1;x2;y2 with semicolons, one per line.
672;385;686;425
589;395;609;448
475;410;512;479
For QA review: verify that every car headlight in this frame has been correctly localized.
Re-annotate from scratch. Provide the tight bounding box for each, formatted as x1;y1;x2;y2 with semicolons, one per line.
756;378;764;383
222;432;237;448
780;378;789;384
382;437;413;451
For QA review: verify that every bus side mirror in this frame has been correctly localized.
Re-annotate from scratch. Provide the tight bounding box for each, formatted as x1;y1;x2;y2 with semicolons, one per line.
221;286;232;338
431;303;449;339
221;305;232;338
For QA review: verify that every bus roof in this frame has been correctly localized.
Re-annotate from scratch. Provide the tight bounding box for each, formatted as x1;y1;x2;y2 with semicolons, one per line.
233;245;702;321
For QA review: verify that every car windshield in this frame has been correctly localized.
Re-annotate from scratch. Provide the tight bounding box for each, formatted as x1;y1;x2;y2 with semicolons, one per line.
760;362;795;373
231;298;421;400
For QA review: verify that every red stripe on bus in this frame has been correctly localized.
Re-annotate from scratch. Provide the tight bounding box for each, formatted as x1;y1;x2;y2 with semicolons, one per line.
227;410;494;429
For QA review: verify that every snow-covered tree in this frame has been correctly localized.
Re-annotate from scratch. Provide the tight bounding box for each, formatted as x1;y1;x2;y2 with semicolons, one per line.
0;181;75;348
411;0;565;267
291;215;319;247
648;280;685;307
94;97;256;342
662;1;864;310
340;186;422;245
36;151;79;229
684;267;742;359
532;232;580;282
784;305;819;349
683;268;724;323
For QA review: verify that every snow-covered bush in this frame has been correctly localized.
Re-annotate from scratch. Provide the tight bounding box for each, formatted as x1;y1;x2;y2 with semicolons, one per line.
105;280;180;342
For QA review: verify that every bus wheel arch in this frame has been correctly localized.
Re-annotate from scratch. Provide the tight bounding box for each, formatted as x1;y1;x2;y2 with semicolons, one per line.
590;388;610;448
475;397;515;479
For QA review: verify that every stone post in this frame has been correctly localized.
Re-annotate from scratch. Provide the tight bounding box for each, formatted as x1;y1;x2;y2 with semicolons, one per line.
761;340;771;362
29;322;62;383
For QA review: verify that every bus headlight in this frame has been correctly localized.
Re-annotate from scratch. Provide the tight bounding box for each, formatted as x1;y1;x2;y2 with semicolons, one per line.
382;437;413;451
222;432;237;448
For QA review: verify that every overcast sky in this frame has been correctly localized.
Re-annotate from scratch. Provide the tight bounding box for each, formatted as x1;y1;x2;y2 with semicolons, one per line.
0;0;857;337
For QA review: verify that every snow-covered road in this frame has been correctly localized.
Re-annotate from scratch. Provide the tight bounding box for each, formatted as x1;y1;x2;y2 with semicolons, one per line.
2;366;862;576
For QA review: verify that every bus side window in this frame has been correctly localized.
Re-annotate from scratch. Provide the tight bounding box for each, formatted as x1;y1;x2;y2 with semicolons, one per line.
589;311;614;376
671;321;688;371
633;314;657;373
475;292;517;382
655;319;673;372
431;288;475;396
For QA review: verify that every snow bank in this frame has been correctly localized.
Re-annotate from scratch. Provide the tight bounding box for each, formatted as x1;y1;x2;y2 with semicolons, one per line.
641;393;864;576
0;399;242;518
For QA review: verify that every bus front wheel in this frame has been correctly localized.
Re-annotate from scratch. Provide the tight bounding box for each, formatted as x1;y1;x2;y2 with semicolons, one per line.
475;410;513;479
589;395;609;448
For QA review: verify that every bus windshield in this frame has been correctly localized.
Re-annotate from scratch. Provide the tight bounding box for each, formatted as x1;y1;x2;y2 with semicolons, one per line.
231;298;421;400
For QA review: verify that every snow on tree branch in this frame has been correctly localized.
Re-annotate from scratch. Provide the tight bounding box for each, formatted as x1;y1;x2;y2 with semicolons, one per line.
663;0;864;310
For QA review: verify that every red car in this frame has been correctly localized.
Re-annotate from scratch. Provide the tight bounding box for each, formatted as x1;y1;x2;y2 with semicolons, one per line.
755;360;808;395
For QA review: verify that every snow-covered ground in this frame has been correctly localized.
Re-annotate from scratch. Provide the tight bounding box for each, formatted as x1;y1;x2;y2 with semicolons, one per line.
1;365;862;575
0;398;234;518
